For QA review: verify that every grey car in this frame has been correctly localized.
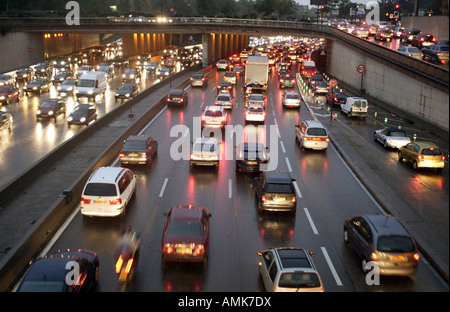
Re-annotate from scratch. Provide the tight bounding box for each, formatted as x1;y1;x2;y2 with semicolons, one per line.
254;171;297;213
343;214;420;278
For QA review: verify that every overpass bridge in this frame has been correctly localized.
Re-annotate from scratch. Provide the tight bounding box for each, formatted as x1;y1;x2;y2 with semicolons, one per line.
0;16;448;132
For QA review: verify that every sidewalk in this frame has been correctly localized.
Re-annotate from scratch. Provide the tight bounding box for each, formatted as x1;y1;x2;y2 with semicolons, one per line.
298;76;449;281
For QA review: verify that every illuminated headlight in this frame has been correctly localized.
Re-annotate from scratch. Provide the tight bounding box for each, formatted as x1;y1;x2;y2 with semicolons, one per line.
36;110;41;115
57;86;61;90
60;78;64;81
0;96;5;100
66;87;72;91
125;93;130;97
23;86;28;90
164;72;169;75
68;116;73;121
48;111;54;115
115;93;119;96
75;90;79;93
87;90;94;94
156;71;161;75
122;74;126;78
130;74;134;78
80;117;86;122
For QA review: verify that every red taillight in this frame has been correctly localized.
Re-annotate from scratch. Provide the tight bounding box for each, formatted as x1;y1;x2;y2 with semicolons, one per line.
421;38;424;41
291;196;296;203
413;253;420;262
115;255;123;273
280;79;284;83
370;252;378;261
261;194;267;202
201;115;206;121
417;155;424;160
125;259;134;274
432;38;436;41
109;198;122;205
80;198;90;204
291;79;295;83
441;156;446;161
119;153;125;157
221;116;226;123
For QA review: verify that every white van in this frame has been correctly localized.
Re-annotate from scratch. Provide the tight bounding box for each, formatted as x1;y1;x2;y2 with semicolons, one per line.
340;97;369;119
80;167;136;217
75;71;107;102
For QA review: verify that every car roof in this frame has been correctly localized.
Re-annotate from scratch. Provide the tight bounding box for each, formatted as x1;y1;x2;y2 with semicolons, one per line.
412;141;441;149
274;248;313;270
303;120;325;128
126;135;152;142
169;205;207;222
169;89;184;94
240;142;265;150
263;171;292;183
88;166;127;183
363;215;410;237
204;105;224;111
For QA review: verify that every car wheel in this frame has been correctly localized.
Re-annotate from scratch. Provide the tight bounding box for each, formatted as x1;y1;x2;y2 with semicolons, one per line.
431;56;436;63
413;161;419;170
343;228;349;244
398;151;403;161
383;140;388;149
373;133;377;141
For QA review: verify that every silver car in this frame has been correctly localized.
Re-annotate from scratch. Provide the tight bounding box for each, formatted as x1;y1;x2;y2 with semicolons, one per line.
201;105;227;129
374;127;411;149
282;91;302;108
215;93;232;110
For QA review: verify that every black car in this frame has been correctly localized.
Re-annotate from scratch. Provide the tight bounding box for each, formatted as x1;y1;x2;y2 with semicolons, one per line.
308;74;323;88
326;91;349;107
36;98;66;121
23;78;52;95
34;62;53;77
254;171;297;213
17;249;99;292
113;57;130;68
15;68;33;83
67;104;97;127
119;135;158;165
115;83;140;102
421;44;449;64
122;68;140;82
235;142;269;173
52;70;74;84
52;57;70;69
166;89;188;107
217;81;233;95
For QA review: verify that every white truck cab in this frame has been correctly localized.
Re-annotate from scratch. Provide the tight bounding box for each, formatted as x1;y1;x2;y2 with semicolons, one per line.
75;71;107;102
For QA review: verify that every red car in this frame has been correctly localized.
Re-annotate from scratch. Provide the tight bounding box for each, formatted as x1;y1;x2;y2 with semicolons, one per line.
161;205;211;263
0;85;20;105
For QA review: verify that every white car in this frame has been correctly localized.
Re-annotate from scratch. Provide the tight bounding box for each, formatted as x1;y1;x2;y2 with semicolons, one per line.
75;66;94;78
258;247;324;292
282;91;302;108
245;104;265;123
216;59;228;71
215;93;233;110
397;46;422;60
80;167;137;217
295;120;329;151
190;137;220;168
374;127;411;149
201;105;227;129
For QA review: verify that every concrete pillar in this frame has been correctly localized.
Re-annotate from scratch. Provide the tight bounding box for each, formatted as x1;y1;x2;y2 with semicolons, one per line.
202;33;215;67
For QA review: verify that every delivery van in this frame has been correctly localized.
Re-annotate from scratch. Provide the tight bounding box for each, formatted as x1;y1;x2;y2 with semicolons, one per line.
340;97;369;119
300;60;316;78
75;71;107;102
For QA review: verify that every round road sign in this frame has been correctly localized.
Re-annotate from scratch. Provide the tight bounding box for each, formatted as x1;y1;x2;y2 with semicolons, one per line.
357;64;366;74
166;57;175;67
329;79;337;88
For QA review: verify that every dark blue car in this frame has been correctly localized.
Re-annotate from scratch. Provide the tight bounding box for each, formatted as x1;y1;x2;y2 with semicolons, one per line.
17;249;99;292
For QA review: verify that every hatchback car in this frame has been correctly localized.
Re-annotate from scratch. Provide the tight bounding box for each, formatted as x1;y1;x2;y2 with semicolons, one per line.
295;120;329;151
326;91;348;107
245;93;266;108
217;81;233;95
17;249;99;292
67;104;97;127
15;68;33;83
374;127;411;149
119;135;158;165
56;78;78;96
157;67;173;79
80;166;137;217
279;72;295;88
398;141;445;171
161;205;211;263
0;74;15;86
167;89;188;107
146;61;161;73
122;68;141;82
245;104;265;123
255;171;297;213
36;99;66;121
235;142;268;173
422;44;449;64
0;85;20;105
190;137;220;168
201;105;227;129
215;93;233;110
23;78;51;95
308;74;323;88
397;46;423;60
115;83;140;102
52;70;73;84
313;81;329;94
35;62;53;77
216;59;228;71
224;71;237;85
412;33;435;49
258;247;324;292
281;91;300;109
344;214;420;277
190;73;208;87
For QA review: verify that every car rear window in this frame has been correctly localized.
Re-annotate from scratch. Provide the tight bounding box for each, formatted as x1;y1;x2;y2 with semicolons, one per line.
307;128;327;136
421;148;442;156
286;94;299;99
353;100;367;108
265;183;293;194
377;235;416;252
84;183;117;196
440;46;449;52
124;141;148;150
167;221;203;236
278;272;321;289
205;110;223;117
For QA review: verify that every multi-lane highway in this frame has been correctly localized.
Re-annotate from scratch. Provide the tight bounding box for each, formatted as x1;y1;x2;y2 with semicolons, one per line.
13;60;446;292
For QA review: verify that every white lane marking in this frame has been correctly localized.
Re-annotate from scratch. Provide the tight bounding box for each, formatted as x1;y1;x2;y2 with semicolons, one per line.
292;180;302;198
285;157;292;172
228;179;232;199
280;140;286;153
321;247;343;286
304;208;319;235
159;178;169;197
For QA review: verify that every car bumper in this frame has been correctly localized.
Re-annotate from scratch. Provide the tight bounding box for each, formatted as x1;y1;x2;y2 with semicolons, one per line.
377;263;418;276
302;140;329;150
349;111;368;117
386;140;410;149
81;205;124;217
283;101;301;107
236;160;266;172
216;103;232;109
190;159;219;166
245;114;265;122
120;156;150;165
191;81;205;87
162;253;206;263
259;202;296;212
417;160;445;169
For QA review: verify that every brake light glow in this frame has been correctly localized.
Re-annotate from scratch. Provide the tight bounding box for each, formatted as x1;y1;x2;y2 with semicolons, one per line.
109;198;122;205
413;253;420;262
119;153;124;157
80;198;91;204
370;252;378;261
125;259;134;274
291;196;296;203
261;194;267;202
115;255;123;273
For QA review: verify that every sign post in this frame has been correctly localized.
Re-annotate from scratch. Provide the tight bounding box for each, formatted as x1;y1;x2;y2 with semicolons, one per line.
357;64;365;92
329;79;337;122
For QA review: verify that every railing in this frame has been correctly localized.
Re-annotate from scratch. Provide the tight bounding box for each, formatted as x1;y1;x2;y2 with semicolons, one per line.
0;16;447;86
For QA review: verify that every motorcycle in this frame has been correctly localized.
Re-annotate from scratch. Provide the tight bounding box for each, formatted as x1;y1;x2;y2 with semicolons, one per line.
115;230;140;284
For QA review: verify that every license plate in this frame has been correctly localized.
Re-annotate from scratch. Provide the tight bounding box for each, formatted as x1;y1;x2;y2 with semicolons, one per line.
209;119;217;122
248;161;257;165
172;98;180;100
177;248;192;255
274;197;285;201
389;255;407;262
129;153;138;157
94;200;106;204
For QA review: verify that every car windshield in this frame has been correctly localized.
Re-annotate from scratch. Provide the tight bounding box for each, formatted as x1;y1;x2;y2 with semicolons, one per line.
439;46;449;52
265;183;293;193
0;87;9;93
125;69;136;74
78;79;95;87
408;47;421;53
19;281;65;292
377;235;415;252
118;84;133;92
62;80;76;86
278;272;321;289
307;128;327;136
71;106;89;115
421;148;442;156
79;67;90;71
248;106;263;113
40;101;56;108
84;183;117;196
167;221;203;237
389;131;407;137
123;141;148;150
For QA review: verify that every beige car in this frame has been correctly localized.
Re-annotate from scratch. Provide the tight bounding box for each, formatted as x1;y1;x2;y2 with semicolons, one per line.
398;141;445;171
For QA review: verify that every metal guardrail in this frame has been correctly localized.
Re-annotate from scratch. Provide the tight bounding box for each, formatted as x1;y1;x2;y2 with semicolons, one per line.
0;16;447;86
